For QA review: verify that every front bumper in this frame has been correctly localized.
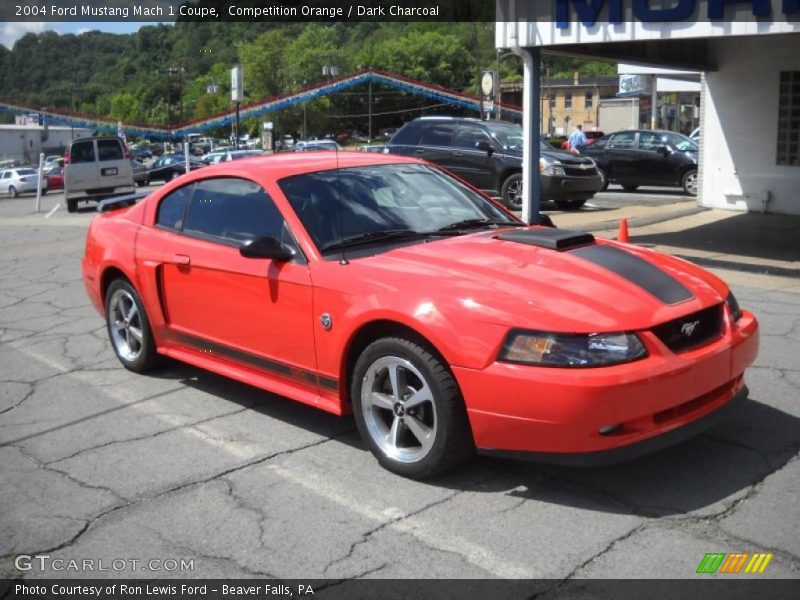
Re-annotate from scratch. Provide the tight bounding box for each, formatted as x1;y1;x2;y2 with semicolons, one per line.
541;173;603;200
453;310;758;463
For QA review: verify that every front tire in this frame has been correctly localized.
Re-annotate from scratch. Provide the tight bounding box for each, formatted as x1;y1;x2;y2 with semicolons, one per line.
500;173;523;210
8;186;18;198
682;169;698;196
105;279;159;373
351;336;474;479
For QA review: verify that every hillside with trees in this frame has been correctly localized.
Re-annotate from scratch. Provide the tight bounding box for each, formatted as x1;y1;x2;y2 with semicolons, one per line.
0;21;615;139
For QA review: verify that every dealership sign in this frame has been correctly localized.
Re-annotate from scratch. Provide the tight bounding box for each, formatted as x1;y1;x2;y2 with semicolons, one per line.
556;0;800;28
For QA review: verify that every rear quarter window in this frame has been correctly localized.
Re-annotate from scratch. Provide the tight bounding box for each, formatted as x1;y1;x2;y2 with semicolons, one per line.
156;184;193;231
389;122;422;146
419;124;455;147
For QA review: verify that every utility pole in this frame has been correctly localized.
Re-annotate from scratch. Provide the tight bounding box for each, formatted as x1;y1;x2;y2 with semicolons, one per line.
231;65;243;148
368;78;373;142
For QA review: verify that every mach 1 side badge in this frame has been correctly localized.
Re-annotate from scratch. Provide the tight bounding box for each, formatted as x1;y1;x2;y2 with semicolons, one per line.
320;313;333;331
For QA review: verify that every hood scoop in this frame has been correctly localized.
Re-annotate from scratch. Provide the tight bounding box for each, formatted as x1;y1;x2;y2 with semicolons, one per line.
496;228;595;251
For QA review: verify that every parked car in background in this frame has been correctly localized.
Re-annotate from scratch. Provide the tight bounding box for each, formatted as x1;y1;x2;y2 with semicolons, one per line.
561;130;605;150
64;136;135;212
294;140;343;152
46;166;64;190
131;147;152;161
579;130;699;196
360;145;387;153
0;167;47;197
690;127;700;142
131;160;150;187
147;154;206;183
43;158;63;174
387;117;603;210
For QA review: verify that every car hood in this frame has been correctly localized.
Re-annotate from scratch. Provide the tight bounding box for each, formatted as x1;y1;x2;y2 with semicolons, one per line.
346;230;726;332
505;146;596;165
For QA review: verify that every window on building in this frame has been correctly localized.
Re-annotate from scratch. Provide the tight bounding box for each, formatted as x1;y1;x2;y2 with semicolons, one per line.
565;93;572;110
777;71;800;166
549;94;555;109
585;91;593;109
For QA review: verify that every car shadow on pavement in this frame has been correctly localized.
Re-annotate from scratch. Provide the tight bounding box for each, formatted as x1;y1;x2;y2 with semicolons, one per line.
631;212;800;264
145;362;799;517
454;396;800;517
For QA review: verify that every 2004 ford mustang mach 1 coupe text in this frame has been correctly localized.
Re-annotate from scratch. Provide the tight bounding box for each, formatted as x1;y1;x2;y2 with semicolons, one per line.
82;152;759;478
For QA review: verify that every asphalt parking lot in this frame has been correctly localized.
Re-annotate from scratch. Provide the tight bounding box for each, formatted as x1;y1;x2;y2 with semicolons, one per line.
1;187;799;586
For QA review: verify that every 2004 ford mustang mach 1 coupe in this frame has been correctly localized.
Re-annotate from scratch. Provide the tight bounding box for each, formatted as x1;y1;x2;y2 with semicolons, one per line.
82;152;758;478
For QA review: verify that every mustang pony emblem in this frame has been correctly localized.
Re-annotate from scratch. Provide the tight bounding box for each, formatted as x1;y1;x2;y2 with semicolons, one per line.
681;320;701;337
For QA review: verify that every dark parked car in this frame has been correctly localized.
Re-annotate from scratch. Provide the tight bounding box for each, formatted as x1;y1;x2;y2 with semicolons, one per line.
579;130;699;196
386;117;604;210
147;154;205;183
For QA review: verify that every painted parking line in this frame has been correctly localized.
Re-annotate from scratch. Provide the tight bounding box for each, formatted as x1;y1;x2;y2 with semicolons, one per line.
45;203;61;219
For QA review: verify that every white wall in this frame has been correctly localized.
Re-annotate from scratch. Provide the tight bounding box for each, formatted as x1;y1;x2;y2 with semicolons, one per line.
700;35;800;215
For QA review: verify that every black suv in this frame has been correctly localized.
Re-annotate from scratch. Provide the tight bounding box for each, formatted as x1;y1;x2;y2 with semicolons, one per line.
386;117;604;210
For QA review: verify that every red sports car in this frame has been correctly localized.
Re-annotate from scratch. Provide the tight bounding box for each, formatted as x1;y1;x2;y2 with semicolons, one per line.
82;152;758;478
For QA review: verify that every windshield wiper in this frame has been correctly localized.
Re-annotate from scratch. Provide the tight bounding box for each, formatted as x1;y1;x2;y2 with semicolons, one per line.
321;229;429;252
436;218;523;232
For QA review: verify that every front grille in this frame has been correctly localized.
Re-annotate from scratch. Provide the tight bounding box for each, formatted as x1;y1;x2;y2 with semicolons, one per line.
651;304;723;353
563;165;598;177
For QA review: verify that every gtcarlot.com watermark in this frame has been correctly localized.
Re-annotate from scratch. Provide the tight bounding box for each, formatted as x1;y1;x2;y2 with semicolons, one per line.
14;554;194;573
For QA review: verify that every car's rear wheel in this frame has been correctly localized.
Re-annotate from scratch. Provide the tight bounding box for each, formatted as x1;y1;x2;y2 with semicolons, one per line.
66;198;78;213
351;336;474;479
500;173;523;210
682;170;698;196
554;198;587;210
105;279;159;373
8;185;18;198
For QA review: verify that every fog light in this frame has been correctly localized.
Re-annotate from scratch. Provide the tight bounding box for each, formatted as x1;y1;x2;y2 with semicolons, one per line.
598;424;622;436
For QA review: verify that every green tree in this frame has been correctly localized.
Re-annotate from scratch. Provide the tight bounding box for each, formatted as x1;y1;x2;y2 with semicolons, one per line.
238;29;288;100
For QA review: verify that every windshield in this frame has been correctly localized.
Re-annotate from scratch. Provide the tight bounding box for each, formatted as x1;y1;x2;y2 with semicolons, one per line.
663;132;698;153
279;163;518;254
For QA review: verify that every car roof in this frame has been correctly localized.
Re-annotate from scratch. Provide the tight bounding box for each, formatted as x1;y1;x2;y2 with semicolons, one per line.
201;151;423;179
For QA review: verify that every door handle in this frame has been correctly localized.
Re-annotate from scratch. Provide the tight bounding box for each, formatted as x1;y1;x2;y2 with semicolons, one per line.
453;151;463;157
173;254;191;266
414;149;425;155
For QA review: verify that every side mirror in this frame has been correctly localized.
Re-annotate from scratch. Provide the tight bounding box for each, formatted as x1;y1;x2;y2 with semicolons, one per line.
475;140;494;155
657;145;672;156
240;236;295;261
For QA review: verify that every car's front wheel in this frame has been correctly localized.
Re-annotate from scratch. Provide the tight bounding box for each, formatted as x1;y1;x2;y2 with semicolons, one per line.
351;336;474;479
105;279;159;373
682;169;698;196
500;173;523;210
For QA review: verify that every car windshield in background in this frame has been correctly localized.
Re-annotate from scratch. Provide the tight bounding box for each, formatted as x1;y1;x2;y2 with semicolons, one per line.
486;123;524;150
664;132;698;153
280;163;518;253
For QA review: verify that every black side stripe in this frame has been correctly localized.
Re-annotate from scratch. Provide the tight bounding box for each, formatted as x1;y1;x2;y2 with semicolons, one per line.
571;244;693;305
174;332;338;392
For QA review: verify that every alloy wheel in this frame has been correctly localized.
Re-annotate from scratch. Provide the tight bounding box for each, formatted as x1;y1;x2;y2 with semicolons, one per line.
360;355;437;464
108;288;144;362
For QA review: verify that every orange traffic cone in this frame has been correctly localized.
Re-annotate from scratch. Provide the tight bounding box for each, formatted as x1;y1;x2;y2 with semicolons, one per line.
618;218;630;243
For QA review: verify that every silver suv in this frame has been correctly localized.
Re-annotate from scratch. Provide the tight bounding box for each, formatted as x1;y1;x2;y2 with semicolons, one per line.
64;136;134;212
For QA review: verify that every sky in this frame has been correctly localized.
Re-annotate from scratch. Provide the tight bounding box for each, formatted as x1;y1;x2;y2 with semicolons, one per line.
0;21;157;50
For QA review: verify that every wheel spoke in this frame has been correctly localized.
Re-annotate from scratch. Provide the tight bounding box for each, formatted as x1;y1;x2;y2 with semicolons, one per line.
125;302;137;322
405;415;434;452
388;363;405;401
387;416;401;448
113;319;126;332
128;326;143;343
370;392;395;411
404;383;432;410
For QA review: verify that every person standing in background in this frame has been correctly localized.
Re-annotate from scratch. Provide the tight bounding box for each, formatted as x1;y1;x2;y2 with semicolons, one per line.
567;124;587;153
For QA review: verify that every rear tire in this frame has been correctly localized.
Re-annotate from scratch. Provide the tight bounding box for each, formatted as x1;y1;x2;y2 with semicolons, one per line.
66;198;78;213
105;279;160;373
351;336;475;479
597;168;609;191
500;173;523;210
682;170;698;196
8;186;18;198
554;198;587;210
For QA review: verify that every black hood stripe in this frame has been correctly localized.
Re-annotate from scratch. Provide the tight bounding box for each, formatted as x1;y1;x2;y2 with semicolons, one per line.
571;244;693;305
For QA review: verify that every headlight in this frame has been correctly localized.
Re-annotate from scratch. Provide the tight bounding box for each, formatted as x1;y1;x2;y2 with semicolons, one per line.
725;291;742;322
499;330;647;367
539;157;566;176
